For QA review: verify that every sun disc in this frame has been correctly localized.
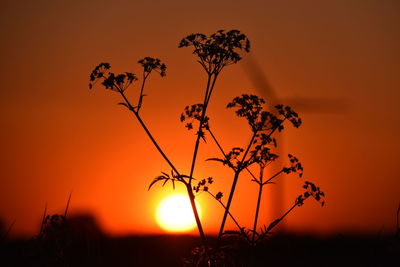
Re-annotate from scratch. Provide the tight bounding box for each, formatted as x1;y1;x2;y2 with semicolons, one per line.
155;194;200;233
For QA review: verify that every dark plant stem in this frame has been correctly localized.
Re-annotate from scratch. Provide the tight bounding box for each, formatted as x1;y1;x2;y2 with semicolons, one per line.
205;73;218;105
184;72;219;261
119;91;181;176
252;166;264;242
240;132;258;167
276;203;297;225
218;171;239;239
120;84;210;252
208;128;238;171
208;128;227;159
137;72;149;112
188;73;213;185
218;131;258;239
246;167;258;181
264;169;284;185
207;128;247;232
64;192;72;218
208;128;265;235
135;113;181;175
188;73;218;180
39;202;47;235
186;184;207;245
2;220;16;241
264;202;299;236
207;191;242;231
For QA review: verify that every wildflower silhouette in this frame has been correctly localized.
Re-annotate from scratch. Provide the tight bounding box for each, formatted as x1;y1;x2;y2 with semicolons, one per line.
90;30;325;266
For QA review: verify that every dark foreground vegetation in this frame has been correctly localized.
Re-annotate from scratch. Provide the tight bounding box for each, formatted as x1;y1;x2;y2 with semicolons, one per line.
1;216;398;267
2;235;399;266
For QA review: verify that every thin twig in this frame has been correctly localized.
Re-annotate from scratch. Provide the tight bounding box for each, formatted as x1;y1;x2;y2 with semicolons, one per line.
263;169;284;185
119;90;182;178
119;85;208;248
207;127;236;171
239;132;258;169
39;202;47;235
2;220;16;241
263;202;299;237
246;167;258;181
207;191;242;231
64;191;72;218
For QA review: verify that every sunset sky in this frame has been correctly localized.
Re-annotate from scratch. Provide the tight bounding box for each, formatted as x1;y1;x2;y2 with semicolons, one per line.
1;0;399;238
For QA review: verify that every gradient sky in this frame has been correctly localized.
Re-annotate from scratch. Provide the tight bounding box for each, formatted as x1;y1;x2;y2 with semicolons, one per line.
1;0;399;237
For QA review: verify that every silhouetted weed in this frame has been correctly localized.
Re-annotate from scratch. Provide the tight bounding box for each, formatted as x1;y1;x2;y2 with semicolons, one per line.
90;29;325;266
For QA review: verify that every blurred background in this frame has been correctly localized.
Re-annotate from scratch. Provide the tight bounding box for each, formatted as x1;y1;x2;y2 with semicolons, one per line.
0;0;399;238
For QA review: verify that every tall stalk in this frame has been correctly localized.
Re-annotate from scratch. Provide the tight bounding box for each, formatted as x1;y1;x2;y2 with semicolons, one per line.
91;30;252;265
136;72;150;112
119;90;208;243
186;184;207;244
218;131;258;238
252;165;264;242
217;171;239;238
188;73;218;184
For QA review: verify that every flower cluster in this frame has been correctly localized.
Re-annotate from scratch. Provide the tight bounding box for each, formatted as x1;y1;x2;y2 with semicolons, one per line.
179;30;250;74
89;62;137;92
89;62;110;89
282;154;304;178
89;57;166;94
227;94;267;132
138;57;166;77
193;177;214;193
180;104;209;131
275;104;302;128
250;146;279;167
227;94;289;134
296;181;325;206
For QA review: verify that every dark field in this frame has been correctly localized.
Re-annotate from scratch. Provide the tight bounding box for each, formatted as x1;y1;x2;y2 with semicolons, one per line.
1;233;399;266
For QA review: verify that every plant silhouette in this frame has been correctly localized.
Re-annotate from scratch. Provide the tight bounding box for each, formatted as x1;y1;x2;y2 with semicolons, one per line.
89;29;325;266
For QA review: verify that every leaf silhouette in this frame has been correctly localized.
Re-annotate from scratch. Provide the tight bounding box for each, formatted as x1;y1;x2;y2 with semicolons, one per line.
206;157;227;165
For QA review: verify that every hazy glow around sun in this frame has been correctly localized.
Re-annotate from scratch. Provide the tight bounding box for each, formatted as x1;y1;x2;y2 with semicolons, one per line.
155;194;200;233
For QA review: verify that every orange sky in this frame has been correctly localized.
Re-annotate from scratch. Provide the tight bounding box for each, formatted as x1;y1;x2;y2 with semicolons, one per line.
1;0;399;238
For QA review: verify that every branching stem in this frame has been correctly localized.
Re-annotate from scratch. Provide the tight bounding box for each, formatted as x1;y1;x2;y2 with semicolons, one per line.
218;171;240;239
118;90;208;245
218;131;258;239
207;128;227;160
207;191;242;231
119;91;181;177
240;132;258;168
188;73;215;185
262;201;301;238
264;169;284;185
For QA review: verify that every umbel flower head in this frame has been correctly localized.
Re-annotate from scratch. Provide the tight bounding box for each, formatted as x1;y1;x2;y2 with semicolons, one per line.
179;29;250;75
88;62;137;92
138;57;166;77
88;57;166;94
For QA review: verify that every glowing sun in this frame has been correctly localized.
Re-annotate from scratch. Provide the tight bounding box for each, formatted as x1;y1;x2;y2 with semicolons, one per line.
155;194;201;233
